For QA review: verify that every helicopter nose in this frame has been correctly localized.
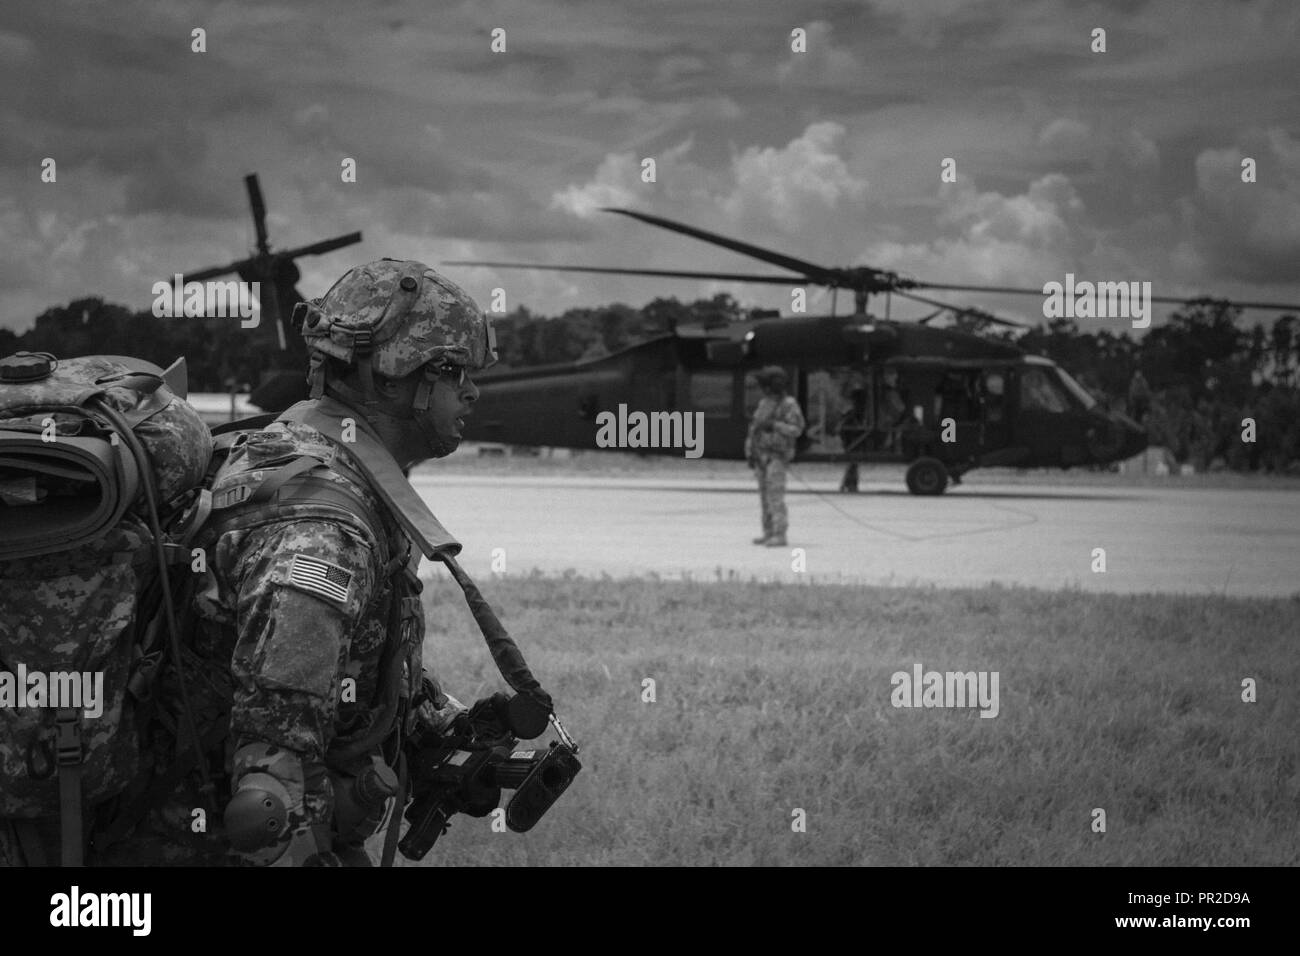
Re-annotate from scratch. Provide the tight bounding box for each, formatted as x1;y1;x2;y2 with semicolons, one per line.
1113;411;1148;459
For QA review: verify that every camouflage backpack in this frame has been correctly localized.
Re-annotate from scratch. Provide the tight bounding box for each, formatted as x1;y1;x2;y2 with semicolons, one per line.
0;351;213;865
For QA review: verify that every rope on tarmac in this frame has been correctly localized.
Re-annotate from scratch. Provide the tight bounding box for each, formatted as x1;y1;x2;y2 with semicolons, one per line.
785;465;1041;542
784;464;922;542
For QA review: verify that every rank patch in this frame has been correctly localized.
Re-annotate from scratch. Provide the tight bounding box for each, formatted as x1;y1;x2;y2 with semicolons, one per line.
288;553;353;603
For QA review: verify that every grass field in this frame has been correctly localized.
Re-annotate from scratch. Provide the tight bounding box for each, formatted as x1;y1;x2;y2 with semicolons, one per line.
381;573;1299;866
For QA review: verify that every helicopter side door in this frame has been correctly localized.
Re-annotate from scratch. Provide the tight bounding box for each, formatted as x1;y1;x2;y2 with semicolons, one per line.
682;367;747;458
931;369;984;459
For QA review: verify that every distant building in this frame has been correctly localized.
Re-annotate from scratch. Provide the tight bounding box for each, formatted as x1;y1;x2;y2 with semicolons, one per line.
1118;445;1177;476
186;392;259;426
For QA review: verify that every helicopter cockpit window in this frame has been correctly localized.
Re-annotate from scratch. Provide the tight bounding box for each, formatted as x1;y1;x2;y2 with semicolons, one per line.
1020;367;1071;414
689;371;734;416
1054;367;1099;410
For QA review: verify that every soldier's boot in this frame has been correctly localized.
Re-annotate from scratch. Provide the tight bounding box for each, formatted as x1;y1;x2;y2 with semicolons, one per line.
753;535;772;545
765;534;787;547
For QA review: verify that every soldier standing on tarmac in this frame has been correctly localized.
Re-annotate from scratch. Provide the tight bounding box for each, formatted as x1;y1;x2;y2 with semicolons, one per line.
745;366;806;547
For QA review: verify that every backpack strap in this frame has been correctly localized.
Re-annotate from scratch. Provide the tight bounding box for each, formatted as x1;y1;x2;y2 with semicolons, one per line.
210;455;319;511
54;708;84;867
248;455;324;505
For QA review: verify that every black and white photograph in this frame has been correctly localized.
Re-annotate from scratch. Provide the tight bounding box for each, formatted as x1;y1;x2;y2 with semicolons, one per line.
0;0;1296;931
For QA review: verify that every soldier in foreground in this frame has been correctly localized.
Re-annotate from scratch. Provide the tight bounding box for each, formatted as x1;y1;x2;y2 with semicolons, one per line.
745;366;806;548
97;259;497;865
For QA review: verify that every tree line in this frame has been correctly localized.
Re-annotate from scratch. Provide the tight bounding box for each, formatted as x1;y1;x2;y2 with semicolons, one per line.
2;294;1296;471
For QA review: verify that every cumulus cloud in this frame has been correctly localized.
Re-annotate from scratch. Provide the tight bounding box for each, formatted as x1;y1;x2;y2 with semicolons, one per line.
534;126;1126;323
498;123;874;313
546;123;868;265
551;153;654;218
721;122;868;229
1185;128;1300;283
1037;118;1160;173
859;174;1095;322
942;174;1083;245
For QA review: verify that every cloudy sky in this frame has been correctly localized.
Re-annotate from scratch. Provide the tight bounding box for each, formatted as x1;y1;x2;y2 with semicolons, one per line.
2;0;1298;334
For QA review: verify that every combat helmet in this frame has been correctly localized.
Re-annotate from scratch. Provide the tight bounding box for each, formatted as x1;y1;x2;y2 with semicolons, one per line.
755;365;789;390
293;258;497;408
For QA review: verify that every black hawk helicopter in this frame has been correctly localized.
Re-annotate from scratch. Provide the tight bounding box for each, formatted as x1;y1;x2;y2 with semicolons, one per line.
183;173;362;411
447;208;1296;494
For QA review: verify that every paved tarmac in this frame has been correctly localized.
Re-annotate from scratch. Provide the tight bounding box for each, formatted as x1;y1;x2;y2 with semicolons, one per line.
409;474;1300;597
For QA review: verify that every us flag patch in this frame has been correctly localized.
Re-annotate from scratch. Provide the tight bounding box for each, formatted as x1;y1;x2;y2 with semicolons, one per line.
288;554;353;604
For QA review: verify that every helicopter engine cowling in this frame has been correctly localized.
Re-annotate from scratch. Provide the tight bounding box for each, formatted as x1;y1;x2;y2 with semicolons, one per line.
712;316;897;367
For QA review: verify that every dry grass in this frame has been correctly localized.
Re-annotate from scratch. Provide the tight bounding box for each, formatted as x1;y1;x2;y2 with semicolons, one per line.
381;573;1299;866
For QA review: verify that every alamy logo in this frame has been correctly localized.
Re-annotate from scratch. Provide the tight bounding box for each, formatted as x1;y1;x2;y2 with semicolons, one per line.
49;886;151;936
1042;273;1151;329
890;662;1000;718
0;665;104;718
151;274;261;328
594;404;705;459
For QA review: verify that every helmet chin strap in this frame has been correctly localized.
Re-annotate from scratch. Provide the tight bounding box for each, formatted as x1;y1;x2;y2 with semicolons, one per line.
323;377;455;461
414;411;454;460
409;364;454;458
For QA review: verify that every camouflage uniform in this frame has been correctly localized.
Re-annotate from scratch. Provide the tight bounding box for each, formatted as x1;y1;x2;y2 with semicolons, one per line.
745;376;806;542
91;259;494;866
89;411;454;865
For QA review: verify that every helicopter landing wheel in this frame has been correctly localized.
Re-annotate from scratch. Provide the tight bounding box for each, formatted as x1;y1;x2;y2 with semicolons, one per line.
839;463;860;493
905;457;949;495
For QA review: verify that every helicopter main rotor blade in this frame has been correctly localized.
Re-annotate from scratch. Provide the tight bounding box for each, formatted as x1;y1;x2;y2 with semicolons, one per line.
601;208;842;285
894;289;1027;328
279;232;364;260
910;281;1053;298
184;258;253;282
1143;295;1300;311
912;281;1300;313
443;260;810;285
245;174;270;256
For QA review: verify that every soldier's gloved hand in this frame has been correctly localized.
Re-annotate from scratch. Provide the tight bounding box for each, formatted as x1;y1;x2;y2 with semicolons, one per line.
410;675;468;740
467;692;514;742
